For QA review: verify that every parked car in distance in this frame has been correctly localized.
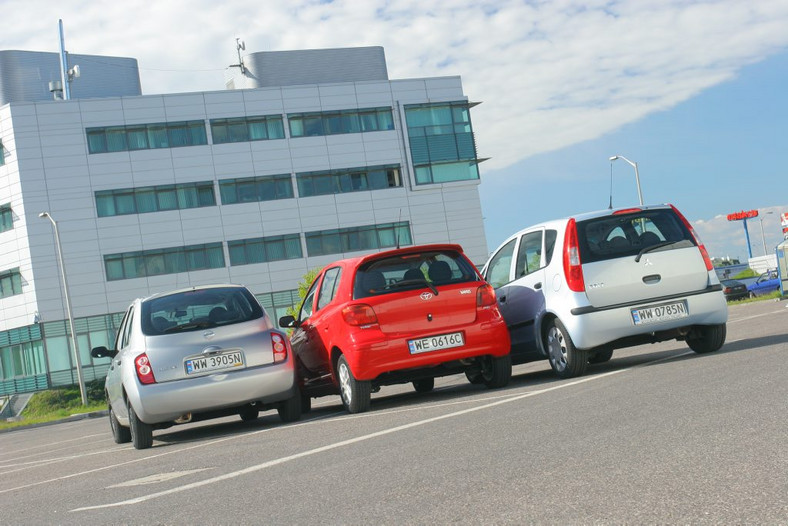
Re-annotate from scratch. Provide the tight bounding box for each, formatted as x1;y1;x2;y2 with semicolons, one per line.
720;279;749;302
481;204;729;379
747;269;780;297
279;244;512;414
91;284;301;449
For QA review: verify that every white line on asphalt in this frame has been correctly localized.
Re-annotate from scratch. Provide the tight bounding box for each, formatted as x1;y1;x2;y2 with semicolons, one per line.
71;369;628;512
728;309;787;324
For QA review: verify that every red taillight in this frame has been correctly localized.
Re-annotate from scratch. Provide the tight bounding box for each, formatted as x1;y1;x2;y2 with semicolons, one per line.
670;204;713;271
135;353;156;385
612;207;643;215
271;332;288;363
342;304;379;326
563;218;585;292
476;284;497;307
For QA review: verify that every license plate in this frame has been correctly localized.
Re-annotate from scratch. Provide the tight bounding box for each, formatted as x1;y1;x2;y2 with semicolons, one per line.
185;351;244;374
631;301;688;325
408;332;465;354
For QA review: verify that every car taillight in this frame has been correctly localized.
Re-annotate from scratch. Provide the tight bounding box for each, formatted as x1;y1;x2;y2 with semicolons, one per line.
271;332;288;363
342;304;378;326
477;284;497;307
135;353;156;385
670;204;713;271
563;218;585;292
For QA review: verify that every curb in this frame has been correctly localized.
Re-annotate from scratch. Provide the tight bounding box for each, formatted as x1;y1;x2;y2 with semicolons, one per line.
0;410;108;434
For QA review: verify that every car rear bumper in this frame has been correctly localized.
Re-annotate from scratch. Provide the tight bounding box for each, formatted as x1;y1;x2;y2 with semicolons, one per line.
564;288;729;350
129;362;297;424
343;317;511;381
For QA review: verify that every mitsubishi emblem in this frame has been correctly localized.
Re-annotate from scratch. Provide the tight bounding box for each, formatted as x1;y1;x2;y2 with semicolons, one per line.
643;258;653;266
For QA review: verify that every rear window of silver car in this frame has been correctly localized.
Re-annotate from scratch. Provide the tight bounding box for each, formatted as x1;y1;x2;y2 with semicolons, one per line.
141;287;265;335
577;209;695;264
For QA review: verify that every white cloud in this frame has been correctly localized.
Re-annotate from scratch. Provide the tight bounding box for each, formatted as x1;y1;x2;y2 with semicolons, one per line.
2;0;788;173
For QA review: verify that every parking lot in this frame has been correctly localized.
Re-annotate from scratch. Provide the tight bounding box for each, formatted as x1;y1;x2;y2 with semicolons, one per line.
1;300;786;524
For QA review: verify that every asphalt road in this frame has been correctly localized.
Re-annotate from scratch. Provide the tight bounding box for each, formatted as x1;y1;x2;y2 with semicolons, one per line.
1;300;786;525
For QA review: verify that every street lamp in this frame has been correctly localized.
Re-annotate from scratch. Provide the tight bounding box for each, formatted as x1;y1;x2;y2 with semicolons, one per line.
609;155;644;206
758;211;774;256
39;212;87;406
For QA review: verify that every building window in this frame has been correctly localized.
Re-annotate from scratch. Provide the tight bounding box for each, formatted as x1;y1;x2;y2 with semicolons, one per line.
0;204;12;233
219;174;293;204
95;182;216;217
228;234;303;266
296;164;402;198
288;107;394;138
405;102;480;184
210;115;285;144
0;140;5;166
86;120;208;154
0;268;23;298
305;221;411;257
104;243;225;281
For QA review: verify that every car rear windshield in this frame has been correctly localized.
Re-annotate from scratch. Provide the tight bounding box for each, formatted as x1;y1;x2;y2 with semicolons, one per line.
576;208;696;264
141;286;265;335
353;249;478;299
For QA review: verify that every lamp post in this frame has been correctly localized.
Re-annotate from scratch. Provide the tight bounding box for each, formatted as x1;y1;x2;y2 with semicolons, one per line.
39;212;87;406
609;155;644;206
758;211;774;256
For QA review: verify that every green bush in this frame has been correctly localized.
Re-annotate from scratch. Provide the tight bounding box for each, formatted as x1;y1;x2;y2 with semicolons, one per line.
21;379;106;418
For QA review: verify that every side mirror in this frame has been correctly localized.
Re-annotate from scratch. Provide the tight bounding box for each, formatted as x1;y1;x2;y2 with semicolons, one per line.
91;346;118;359
278;315;298;329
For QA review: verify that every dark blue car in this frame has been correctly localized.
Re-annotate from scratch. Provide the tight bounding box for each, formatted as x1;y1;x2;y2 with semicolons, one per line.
747;270;780;297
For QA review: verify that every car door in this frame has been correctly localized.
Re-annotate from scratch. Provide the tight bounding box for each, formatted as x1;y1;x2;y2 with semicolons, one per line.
291;267;342;379
107;305;134;419
502;230;548;357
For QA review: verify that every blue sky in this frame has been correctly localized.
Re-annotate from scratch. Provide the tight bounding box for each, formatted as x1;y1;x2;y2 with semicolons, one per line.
2;0;787;261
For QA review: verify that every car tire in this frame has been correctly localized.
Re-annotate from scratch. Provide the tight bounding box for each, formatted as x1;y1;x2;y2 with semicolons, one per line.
588;345;614;364
465;370;484;385
277;389;302;423
128;401;153;450
687;323;726;354
545;318;588;379
337;355;371;413
481;354;512;389
412;377;435;393
109;404;131;444
239;405;259;422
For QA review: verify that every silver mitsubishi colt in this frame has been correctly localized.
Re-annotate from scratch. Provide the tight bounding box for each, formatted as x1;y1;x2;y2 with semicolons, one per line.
482;204;728;379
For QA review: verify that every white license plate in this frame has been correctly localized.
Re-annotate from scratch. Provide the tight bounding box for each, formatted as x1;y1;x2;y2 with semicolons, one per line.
185;351;244;374
408;332;465;354
631;301;688;325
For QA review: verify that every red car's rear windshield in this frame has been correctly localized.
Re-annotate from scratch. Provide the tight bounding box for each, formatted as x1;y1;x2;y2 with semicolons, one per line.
353;249;478;299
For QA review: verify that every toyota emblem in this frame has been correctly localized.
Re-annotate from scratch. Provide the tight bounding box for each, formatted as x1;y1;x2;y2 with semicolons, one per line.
420;292;433;300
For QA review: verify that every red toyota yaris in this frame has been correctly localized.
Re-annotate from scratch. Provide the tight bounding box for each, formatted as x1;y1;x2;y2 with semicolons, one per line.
279;244;512;413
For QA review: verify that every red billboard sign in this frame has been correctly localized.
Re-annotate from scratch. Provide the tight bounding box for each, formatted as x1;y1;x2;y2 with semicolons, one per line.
726;209;759;221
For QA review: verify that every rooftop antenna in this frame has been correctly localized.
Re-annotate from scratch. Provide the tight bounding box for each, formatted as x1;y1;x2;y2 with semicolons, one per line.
230;38;246;75
54;19;80;101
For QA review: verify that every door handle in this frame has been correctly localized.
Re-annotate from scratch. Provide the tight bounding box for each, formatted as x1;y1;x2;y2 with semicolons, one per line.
498;295;506;303
534;282;542;290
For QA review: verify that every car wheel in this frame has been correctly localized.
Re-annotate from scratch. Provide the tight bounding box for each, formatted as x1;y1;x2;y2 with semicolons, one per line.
337;355;371;413
480;354;512;388
465;370;484;385
128;401;153;450
748;291;756;299
277;390;302;423
545;318;588;379
239;405;259;422
109;404;131;444
687;323;726;354
412;377;435;393
588;345;614;364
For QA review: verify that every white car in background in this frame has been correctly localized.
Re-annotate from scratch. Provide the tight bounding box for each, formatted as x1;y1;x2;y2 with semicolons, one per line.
482;204;728;378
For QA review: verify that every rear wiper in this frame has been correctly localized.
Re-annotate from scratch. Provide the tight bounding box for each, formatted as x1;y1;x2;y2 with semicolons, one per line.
635;241;677;262
163;321;213;333
386;279;439;296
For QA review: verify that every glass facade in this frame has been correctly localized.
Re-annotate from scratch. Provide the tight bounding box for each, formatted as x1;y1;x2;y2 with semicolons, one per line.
297;164;402;197
0;204;12;233
288;107;394;137
104;243;225;281
95;182;216;217
228;234;303;266
86;120;208;154
405;102;480;184
0;268;22;298
305;221;412;257
210;115;285;144
219;174;294;204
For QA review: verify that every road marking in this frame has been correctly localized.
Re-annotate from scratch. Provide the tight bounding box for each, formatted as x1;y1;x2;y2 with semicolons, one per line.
728;309;787;324
71;369;628;512
110;469;213;488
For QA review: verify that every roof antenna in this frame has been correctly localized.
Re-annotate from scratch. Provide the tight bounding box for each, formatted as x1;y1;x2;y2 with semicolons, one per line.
230;38;246;75
608;159;614;209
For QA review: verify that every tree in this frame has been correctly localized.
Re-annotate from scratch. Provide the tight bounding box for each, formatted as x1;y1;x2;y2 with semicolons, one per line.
285;266;323;320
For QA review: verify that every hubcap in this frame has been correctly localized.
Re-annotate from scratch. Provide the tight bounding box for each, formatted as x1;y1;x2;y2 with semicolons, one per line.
547;326;568;372
339;362;352;404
